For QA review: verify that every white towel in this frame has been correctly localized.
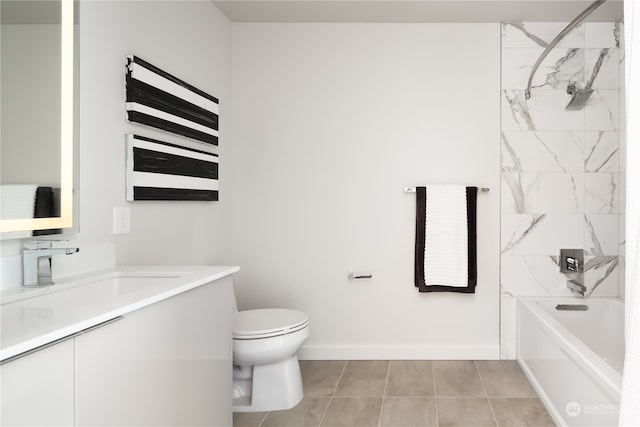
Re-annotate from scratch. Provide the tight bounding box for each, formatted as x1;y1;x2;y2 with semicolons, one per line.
424;185;468;287
0;185;38;238
0;184;38;220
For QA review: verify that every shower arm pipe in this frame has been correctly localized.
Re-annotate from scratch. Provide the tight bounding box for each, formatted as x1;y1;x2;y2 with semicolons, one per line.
524;0;606;99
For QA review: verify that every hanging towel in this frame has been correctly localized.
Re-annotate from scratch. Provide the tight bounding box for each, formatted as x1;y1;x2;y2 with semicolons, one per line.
414;186;478;293
0;184;38;220
0;184;39;239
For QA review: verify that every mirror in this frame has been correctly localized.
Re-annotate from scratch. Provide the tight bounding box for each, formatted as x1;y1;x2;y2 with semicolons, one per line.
0;0;74;238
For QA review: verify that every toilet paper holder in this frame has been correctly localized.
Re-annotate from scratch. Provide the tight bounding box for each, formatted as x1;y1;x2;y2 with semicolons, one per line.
348;273;373;280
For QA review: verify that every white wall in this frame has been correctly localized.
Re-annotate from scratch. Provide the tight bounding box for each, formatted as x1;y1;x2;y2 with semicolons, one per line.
231;23;502;359
75;0;232;267
0;1;232;286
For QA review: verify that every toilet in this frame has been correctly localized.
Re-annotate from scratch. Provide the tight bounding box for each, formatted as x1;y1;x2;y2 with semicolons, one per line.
232;308;310;412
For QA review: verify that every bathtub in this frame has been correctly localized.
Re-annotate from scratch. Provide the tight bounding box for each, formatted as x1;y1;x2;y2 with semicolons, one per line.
517;297;624;427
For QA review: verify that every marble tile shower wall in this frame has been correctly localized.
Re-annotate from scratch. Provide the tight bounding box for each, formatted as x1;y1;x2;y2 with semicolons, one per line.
500;22;625;358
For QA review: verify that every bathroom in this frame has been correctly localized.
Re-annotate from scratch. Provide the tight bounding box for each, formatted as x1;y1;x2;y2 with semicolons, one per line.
1;0;638;426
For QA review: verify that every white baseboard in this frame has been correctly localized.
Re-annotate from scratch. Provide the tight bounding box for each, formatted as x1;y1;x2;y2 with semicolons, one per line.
298;344;500;360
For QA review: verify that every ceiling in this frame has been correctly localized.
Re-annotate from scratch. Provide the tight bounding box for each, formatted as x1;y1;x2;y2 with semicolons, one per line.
212;0;624;23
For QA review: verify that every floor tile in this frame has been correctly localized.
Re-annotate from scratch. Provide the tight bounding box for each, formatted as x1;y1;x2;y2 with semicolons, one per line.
380;397;438;427
232;411;268;427
476;361;538;398
433;360;485;397
320;397;382;426
334;360;389;397
437;397;498;427
301;360;347;396
261;396;331;426
490;397;556;427
386;360;435;397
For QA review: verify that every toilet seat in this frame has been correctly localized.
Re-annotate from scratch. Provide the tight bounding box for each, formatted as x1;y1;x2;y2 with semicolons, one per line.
234;308;309;340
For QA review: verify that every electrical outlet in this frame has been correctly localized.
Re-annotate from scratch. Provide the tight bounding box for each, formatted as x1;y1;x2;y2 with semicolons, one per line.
113;207;131;235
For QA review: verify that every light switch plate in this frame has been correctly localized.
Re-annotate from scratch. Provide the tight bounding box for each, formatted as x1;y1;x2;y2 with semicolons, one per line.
113;207;131;235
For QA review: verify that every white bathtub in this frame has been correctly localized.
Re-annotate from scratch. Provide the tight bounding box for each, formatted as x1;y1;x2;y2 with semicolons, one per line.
517;297;624;427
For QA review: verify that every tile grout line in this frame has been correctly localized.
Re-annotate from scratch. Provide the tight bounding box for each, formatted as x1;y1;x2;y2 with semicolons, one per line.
256;411;269;427
475;360;499;427
433;361;440;427
316;360;348;427
378;360;392;427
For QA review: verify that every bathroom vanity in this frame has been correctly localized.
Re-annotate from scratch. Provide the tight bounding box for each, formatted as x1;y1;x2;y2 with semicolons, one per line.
0;265;238;426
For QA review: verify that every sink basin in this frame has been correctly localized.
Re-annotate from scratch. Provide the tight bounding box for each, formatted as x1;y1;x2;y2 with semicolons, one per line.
0;271;190;306
87;274;185;296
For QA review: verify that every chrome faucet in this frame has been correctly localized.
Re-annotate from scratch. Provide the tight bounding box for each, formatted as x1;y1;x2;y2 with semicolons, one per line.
559;249;585;296
23;241;79;287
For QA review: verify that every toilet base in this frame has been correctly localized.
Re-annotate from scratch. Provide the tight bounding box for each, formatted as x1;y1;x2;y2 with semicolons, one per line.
232;355;303;412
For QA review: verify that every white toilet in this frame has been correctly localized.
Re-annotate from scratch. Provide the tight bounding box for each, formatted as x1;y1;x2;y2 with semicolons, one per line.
232;308;310;412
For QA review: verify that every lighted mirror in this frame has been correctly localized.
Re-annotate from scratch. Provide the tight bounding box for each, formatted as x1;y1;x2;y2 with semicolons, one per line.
0;0;75;238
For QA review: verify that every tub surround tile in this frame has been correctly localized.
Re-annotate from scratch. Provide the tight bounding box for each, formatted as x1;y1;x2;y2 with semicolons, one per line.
585;255;619;296
502;131;584;173
489;398;556;427
500;294;516;340
619;254;626;299
380;397;438;427
500;20;624;357
585;90;620;131
501;172;584;214
586;48;620;89
585;214;619;255
501;214;583;255
502;90;585;131
619;132;626;169
502;22;584;48
501;48;584;90
501;256;570;296
585;173;619;214
585;22;621;48
585;131;619;172
618;171;626;213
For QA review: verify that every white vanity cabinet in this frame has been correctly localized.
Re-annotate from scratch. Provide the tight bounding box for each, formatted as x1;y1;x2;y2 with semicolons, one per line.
0;339;75;427
74;276;234;426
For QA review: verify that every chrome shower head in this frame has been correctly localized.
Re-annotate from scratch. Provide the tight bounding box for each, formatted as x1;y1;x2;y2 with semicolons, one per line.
565;84;594;110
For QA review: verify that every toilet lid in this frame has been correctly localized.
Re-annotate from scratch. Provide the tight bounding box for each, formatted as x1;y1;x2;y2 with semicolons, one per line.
233;308;309;339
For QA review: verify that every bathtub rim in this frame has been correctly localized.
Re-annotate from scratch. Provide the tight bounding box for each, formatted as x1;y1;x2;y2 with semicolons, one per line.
516;296;623;402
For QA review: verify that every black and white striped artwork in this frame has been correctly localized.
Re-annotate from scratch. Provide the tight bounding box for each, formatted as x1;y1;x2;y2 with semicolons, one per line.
126;134;219;201
126;55;219;145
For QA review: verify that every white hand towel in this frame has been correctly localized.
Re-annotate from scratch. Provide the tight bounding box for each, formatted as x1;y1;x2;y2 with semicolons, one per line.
424;185;468;287
0;184;38;220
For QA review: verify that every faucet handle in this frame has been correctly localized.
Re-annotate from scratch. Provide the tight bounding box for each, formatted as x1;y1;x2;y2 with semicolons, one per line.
24;240;70;250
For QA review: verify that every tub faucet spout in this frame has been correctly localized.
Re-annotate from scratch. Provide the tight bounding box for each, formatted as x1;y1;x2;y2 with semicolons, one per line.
567;279;586;296
23;241;79;287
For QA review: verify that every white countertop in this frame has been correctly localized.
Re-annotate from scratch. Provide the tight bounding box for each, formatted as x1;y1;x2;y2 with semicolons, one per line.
0;265;239;362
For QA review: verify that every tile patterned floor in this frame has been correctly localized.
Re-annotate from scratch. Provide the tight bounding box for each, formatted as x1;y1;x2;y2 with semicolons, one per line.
233;360;555;427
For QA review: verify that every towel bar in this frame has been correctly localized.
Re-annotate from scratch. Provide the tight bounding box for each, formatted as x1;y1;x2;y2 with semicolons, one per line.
403;187;489;193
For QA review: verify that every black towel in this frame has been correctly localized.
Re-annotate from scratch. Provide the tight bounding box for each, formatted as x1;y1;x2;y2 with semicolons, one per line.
32;187;62;236
414;186;478;293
